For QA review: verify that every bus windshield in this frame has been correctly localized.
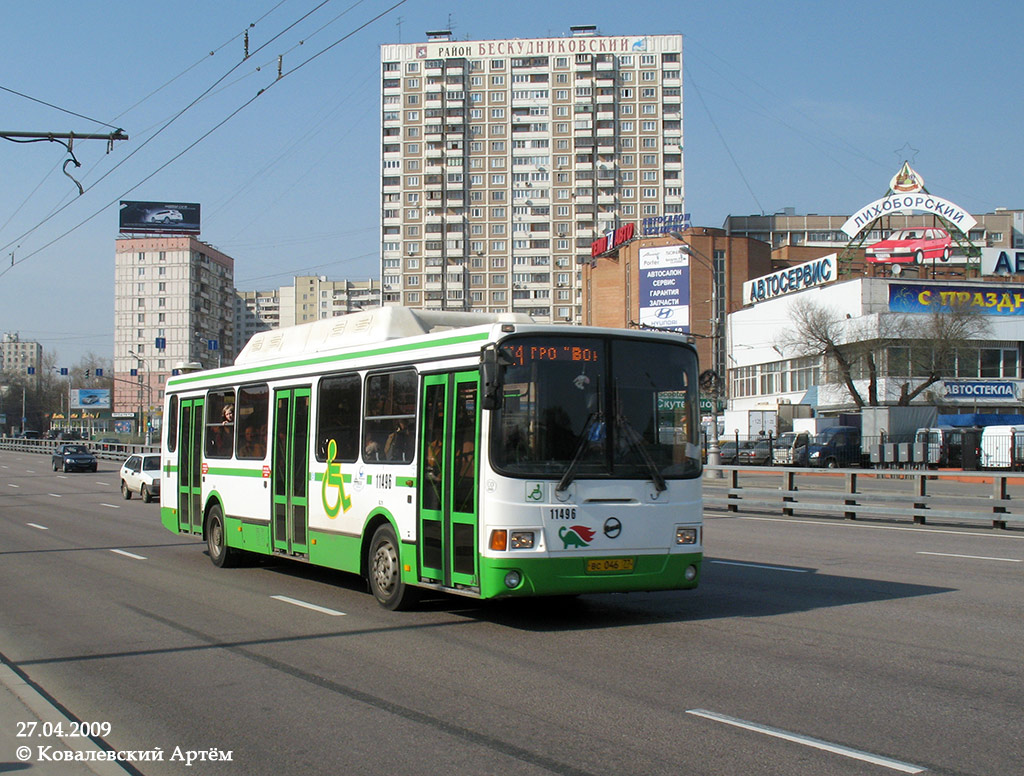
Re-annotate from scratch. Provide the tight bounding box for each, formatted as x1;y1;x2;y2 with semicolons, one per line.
491;335;700;480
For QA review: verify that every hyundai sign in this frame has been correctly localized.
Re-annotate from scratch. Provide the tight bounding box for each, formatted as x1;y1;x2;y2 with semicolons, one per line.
638;244;689;331
743;254;837;305
120;201;200;234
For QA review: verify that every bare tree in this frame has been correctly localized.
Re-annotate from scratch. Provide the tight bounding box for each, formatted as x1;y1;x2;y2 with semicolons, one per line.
780;298;889;408
781;297;990;407
895;306;991;404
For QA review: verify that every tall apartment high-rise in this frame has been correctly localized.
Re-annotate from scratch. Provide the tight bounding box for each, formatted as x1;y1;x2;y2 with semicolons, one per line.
113;236;235;422
380;26;683;322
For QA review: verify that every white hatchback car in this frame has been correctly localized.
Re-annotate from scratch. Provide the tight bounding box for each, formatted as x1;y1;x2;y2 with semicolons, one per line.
120;454;161;502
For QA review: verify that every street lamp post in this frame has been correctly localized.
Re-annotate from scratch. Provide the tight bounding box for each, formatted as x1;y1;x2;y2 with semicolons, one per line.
668;231;724;478
127;350;152;445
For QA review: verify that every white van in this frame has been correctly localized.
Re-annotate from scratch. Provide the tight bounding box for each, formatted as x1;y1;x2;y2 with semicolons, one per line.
979;426;1024;469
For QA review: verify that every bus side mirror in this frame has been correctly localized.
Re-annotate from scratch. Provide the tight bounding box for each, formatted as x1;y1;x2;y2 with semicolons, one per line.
480;346;505;411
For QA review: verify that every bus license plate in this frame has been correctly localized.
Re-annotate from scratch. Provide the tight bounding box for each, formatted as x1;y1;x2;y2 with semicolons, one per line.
586;558;635;573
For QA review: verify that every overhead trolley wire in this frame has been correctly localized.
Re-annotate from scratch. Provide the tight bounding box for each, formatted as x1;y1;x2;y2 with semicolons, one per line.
0;0;335;260
0;0;410;280
0;85;123;130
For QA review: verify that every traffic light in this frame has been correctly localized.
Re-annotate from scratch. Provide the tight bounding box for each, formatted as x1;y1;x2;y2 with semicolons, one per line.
85;369;91;378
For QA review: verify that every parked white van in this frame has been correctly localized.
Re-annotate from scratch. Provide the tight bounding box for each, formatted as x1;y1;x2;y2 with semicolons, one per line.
979;426;1024;469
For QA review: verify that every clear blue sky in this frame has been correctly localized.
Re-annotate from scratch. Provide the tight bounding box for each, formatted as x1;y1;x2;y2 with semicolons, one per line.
1;0;1020;365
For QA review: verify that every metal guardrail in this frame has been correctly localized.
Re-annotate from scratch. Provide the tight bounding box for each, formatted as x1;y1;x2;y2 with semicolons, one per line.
704;466;1023;529
0;438;159;461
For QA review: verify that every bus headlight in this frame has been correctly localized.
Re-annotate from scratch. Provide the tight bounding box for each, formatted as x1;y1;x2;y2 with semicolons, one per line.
675;527;698;545
509;531;535;549
684;565;698;581
504;570;523;589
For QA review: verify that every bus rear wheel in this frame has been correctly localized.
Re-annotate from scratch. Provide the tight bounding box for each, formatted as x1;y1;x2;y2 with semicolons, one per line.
368;524;419;610
206;505;238;568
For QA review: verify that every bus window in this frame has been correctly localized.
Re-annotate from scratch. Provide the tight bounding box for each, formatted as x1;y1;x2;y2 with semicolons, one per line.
363;369;417;463
166;395;178;452
316;373;361;463
205;389;235;459
237;384;269;459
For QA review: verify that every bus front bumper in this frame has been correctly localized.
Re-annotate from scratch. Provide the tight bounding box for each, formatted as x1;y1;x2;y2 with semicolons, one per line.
478;552;702;599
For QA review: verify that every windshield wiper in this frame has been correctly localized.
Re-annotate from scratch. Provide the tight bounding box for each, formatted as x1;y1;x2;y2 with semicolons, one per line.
556;410;603;493
615;413;667;493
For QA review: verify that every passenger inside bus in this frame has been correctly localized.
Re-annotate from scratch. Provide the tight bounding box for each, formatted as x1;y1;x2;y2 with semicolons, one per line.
239;423;266;458
206;399;235;458
384;418;414;462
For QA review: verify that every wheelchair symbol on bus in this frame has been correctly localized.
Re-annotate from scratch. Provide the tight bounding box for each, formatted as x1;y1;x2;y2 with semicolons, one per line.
322;439;352;518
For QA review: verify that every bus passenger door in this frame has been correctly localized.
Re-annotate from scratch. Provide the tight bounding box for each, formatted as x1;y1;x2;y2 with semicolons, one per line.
418;371;480;590
177;398;204;534
271;388;311;556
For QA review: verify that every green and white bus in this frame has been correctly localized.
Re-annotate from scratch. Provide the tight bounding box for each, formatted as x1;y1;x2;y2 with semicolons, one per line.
160;308;703;609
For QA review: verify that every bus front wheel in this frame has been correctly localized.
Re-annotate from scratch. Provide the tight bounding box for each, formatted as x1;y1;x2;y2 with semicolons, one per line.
368;524;419;610
206;506;238;569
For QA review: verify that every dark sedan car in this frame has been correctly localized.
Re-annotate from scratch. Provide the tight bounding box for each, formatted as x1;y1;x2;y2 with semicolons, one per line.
51;444;98;473
738;439;774;466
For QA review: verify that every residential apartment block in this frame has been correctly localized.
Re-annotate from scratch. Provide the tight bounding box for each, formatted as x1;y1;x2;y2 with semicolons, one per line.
379;26;683;322
234;276;381;353
0;332;42;376
113;236;235;415
725;208;1024;255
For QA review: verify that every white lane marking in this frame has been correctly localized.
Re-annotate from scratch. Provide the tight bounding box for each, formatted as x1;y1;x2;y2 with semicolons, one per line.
686;709;926;774
27;523;49;530
271;595;346;617
48;493;63;498
101;503;121;509
26;470;35;473
110;549;147;560
917;551;1021;563
7;483;19;488
710;559;809;573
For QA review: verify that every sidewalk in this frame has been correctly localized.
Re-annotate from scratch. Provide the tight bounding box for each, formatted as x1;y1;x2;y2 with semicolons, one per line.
1;661;126;776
